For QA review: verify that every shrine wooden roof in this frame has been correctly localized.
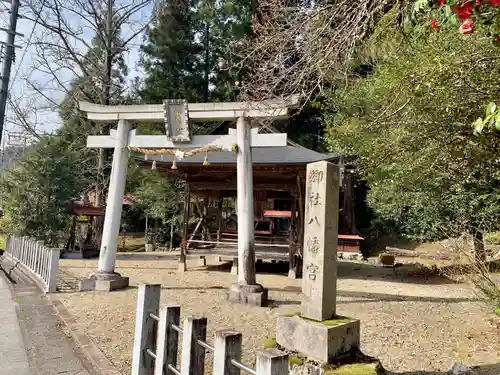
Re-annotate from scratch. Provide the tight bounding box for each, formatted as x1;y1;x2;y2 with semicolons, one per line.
132;125;338;193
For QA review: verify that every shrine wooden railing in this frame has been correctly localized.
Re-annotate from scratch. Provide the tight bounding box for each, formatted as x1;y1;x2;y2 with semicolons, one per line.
132;284;290;375
3;235;60;293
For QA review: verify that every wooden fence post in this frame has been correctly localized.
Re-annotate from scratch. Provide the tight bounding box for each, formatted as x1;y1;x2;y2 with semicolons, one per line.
42;245;49;282
35;241;42;276
29;238;35;271
7;235;11;256
256;348;289;375
11;235;16;258
27;237;33;270
22;236;26;262
154;304;181;375
132;284;161;375
180;316;207;375
14;236;19;258
212;330;242;375
46;248;60;293
16;236;20;259
22;237;28;266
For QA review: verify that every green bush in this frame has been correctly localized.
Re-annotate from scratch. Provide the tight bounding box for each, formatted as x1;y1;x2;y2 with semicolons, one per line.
485;232;500;245
0;212;15;236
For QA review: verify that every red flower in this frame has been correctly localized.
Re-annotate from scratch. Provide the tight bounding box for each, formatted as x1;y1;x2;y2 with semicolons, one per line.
437;0;446;5
459;19;474;34
490;0;500;6
475;0;481;5
496;34;500;41
431;19;441;30
457;1;473;19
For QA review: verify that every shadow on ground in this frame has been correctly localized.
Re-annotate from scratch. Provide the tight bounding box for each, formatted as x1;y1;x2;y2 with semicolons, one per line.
95;282;477;306
58;257;457;293
387;362;500;375
204;260;456;286
265;288;479;307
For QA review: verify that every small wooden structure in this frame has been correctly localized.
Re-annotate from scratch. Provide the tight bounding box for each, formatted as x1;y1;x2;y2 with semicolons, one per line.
137;125;363;277
65;193;136;258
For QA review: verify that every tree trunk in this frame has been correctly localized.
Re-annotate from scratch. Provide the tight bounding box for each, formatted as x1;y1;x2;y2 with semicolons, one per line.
473;230;486;264
93;0;115;248
169;223;174;250
203;22;210;102
64;216;77;251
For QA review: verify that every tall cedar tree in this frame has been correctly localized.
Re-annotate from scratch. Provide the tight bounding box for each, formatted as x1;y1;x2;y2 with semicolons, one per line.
140;0;204;103
140;0;252;104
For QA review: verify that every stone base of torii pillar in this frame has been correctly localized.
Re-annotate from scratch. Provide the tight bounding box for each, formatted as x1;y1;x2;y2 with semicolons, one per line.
80;272;130;292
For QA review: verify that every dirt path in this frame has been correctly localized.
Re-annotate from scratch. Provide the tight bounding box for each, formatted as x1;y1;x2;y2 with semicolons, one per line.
57;257;500;374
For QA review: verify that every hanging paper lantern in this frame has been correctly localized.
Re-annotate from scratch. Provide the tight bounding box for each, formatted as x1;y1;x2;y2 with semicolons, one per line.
171;158;178;170
203;155;210;166
151;160;157;170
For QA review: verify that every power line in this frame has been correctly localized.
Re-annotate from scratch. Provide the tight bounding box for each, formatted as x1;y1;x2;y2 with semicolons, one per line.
9;0;47;90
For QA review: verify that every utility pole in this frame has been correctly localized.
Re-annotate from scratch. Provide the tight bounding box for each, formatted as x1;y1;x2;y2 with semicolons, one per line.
0;0;22;149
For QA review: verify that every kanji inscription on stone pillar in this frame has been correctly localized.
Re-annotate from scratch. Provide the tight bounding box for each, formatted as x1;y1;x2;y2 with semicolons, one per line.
301;161;340;321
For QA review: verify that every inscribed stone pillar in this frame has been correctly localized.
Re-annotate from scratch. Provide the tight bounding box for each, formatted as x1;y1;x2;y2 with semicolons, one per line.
301;161;339;321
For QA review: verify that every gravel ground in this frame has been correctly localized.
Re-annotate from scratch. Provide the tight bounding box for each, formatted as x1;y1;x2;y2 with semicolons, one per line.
57;257;500;375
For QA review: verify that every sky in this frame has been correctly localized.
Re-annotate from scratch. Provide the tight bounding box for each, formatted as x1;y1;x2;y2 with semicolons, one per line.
0;1;153;149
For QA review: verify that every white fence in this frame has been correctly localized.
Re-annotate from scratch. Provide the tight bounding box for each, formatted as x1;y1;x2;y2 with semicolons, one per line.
132;284;290;375
4;235;60;293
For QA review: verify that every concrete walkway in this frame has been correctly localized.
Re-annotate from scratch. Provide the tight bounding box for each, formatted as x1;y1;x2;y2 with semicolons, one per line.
0;272;30;375
0;269;92;375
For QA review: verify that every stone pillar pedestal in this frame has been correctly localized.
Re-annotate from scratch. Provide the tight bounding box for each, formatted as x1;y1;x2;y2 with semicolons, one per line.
195;256;206;267
178;261;187;272
228;283;268;307
230;258;238;275
276;315;360;364
79;272;130;292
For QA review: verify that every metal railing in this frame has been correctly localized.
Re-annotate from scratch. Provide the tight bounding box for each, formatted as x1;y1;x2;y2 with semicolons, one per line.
3;235;60;293
132;284;290;375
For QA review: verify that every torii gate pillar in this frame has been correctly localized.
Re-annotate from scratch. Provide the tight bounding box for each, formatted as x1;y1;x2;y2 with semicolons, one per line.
77;98;298;300
227;116;268;305
81;119;132;292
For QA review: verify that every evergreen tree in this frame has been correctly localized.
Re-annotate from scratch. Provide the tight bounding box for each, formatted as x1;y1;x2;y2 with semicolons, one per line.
140;0;203;103
140;0;252;103
323;10;500;261
196;0;252;102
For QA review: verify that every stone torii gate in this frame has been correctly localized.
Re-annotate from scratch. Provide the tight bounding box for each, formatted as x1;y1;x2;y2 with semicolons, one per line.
78;98;297;306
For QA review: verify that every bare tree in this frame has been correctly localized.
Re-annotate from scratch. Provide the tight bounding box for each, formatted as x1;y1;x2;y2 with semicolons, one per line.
237;0;395;104
18;0;156;245
24;0;154;105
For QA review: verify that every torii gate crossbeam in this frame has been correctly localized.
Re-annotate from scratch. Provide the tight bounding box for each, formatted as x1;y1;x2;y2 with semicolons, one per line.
77;98;298;306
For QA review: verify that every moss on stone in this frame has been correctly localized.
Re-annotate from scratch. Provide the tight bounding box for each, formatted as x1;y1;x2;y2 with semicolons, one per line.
495;306;500;317
281;311;356;326
298;314;355;326
262;337;278;349
282;311;300;317
323;363;377;375
288;355;305;366
321;317;354;326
